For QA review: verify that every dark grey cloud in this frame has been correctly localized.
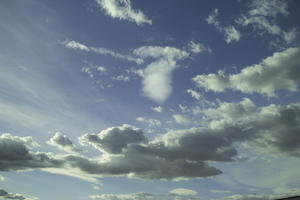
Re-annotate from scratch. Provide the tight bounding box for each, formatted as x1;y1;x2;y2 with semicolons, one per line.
79;124;148;154
47;132;81;153
0;133;63;171
193;47;300;96
0;188;37;200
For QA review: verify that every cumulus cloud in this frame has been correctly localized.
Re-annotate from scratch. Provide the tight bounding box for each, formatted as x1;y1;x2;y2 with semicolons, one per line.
0;176;4;182
79;124;148;154
133;46;189;103
136;117;161;127
206;9;241;43
193;47;300;96
169;188;197;196
187;41;210;54
47;132;81;153
0;188;38;200
64;40;143;64
0;133;63;171
236;0;297;47
112;75;130;82
95;0;152;25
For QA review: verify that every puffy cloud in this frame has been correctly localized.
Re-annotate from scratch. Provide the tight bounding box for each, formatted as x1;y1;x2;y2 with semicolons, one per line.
236;0;297;47
193;47;300;96
172;114;192;125
95;0;152;25
133;46;189;102
169;188;197;196
47;132;81;153
64;40;143;64
0;175;4;182
152;106;163;113
0;188;38;200
136;117;161;127
79;124;148;154
0;133;63;171
206;9;241;43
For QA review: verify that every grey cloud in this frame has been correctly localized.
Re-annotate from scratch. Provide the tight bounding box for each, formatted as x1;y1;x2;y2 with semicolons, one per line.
0;133;63;171
0;188;38;200
193;47;300;96
219;193;287;200
47;132;81;153
79;124;148;154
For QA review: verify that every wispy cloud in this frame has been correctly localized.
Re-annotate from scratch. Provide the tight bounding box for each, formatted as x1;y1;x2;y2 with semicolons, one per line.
64;40;143;64
206;9;241;43
95;0;152;25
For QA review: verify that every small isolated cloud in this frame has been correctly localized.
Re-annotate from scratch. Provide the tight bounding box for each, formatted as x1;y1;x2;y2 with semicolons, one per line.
47;132;81;153
206;9;241;43
170;188;197;196
0;188;38;200
187;41;210;54
173;114;192;125
187;89;202;100
0;175;4;182
152;106;163;113
236;0;297;48
64;40;143;64
193;47;300;96
95;0;152;25
133;46;189;103
136;117;161;127
112;75;130;82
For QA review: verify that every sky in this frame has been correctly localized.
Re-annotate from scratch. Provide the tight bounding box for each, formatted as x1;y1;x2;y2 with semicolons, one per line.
0;0;300;200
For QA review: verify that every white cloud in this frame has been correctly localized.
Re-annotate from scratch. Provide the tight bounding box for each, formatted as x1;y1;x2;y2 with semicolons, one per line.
152;106;163;113
0;175;4;182
95;0;152;25
187;41;210;54
173;114;192;125
187;89;202;100
64;40;143;64
169;188;197;196
0;188;38;200
193;47;300;96
96;66;107;72
206;9;241;43
112;75;130;82
136;116;161;127
236;0;298;47
133;46;189;103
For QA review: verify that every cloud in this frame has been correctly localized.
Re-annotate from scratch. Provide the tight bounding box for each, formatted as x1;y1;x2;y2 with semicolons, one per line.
0;188;38;200
172;114;192;125
133;46;189;103
206;9;241;43
136;117;161;127
95;0;152;25
187;41;210;54
0;133;63;171
218;193;288;200
236;0;297;47
169;188;197;196
79;124;148;154
47;132;81;153
112;75;130;82
152;106;163;113
0;176;4;182
64;40;143;64
187;89;202;100
193;47;300;96
89;192;158;200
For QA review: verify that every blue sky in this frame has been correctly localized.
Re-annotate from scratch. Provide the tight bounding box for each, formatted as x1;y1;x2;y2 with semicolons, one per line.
1;0;300;200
